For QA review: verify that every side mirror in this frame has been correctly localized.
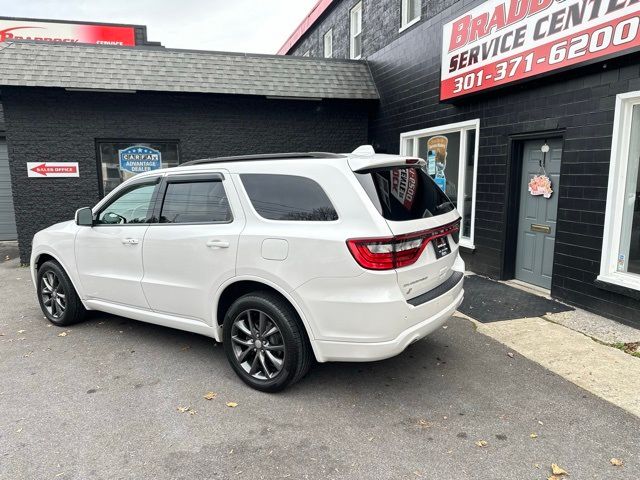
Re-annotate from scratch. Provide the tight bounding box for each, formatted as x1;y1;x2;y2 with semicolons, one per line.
75;207;94;227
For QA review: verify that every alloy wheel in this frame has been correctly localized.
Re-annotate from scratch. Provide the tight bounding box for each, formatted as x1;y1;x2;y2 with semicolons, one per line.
230;309;285;380
41;271;66;319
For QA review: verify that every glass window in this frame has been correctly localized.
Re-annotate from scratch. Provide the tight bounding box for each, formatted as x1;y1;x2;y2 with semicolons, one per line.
97;140;180;197
356;167;455;221
400;120;479;248
160;181;231;224
350;2;363;59
241;174;338;221
324;29;333;58
96;182;158;225
401;0;421;28
599;92;640;290
619;106;640;275
302;50;310;57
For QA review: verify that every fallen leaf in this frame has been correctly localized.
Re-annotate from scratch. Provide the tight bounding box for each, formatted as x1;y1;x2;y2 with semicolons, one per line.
551;464;568;476
417;419;429;428
530;433;538;438
475;440;488;448
442;325;448;329
177;406;196;415
17;330;25;334
15;428;22;433
58;332;68;337
226;402;238;408
538;420;544;425
610;458;623;467
203;391;217;400
507;352;514;358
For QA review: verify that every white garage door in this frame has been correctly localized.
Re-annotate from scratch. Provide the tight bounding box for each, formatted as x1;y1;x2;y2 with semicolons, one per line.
0;139;17;240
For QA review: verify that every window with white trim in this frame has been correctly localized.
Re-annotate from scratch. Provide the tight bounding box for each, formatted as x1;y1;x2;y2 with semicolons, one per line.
400;119;479;249
401;0;421;30
599;92;640;291
350;2;363;60
324;29;333;58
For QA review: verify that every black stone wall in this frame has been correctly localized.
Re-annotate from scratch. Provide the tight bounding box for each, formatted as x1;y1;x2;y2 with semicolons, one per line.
2;87;371;263
287;0;640;324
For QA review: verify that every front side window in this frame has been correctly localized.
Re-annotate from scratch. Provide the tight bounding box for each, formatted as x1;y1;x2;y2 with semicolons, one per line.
350;2;363;59
96;182;158;225
241;174;338;221
400;119;479;248
97;140;180;197
600;93;640;290
324;29;333;58
160;180;231;224
401;0;421;28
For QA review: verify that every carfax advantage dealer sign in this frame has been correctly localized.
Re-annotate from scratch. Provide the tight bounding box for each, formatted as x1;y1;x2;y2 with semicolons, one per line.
441;0;640;100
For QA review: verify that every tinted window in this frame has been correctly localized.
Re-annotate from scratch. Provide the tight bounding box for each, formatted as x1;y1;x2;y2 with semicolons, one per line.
160;181;231;224
356;167;455;221
97;183;157;225
241;174;338;221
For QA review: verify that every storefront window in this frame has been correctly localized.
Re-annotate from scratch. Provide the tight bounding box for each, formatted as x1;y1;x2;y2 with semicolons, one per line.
600;93;640;290
401;119;479;248
97;140;180;196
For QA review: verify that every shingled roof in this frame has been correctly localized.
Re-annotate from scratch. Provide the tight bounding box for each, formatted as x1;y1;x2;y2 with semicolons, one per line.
0;41;379;100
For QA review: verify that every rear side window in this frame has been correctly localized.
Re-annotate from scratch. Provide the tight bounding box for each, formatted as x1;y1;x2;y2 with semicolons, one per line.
160;181;231;224
241;174;338;221
356;167;455;221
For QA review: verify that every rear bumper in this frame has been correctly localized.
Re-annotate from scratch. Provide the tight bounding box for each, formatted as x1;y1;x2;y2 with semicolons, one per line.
313;286;463;362
295;254;465;362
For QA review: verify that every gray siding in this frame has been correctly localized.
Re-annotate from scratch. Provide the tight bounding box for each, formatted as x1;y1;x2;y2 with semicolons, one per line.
0;138;17;240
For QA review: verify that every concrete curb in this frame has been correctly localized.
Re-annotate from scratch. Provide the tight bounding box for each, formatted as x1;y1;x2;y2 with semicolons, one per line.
454;313;640;418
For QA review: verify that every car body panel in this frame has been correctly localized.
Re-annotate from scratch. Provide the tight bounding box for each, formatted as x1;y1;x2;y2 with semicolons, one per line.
30;148;464;364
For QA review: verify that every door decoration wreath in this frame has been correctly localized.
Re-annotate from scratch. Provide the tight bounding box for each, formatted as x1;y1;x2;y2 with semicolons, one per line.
528;142;553;199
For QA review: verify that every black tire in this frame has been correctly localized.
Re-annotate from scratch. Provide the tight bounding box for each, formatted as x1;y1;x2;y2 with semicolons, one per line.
36;260;87;326
223;292;312;392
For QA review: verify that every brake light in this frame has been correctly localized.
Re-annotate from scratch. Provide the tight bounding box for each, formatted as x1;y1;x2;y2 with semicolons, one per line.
346;220;460;271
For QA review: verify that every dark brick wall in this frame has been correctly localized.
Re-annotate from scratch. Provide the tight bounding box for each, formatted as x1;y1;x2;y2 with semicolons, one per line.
289;0;464;59
2;87;370;263
288;0;640;324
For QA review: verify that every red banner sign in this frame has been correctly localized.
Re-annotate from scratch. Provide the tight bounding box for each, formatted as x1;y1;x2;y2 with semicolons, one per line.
28;162;79;178
0;18;135;46
441;0;640;100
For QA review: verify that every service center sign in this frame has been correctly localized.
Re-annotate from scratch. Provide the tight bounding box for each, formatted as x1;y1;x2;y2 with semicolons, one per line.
441;0;640;100
0;19;135;46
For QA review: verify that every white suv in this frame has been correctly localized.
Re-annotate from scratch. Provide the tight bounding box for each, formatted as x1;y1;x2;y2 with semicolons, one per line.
31;146;465;391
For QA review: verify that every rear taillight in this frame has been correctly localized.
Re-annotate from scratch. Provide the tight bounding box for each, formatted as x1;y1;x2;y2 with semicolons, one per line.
346;220;460;271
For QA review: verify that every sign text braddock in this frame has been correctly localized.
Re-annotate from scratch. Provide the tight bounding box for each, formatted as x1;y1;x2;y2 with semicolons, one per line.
441;0;640;100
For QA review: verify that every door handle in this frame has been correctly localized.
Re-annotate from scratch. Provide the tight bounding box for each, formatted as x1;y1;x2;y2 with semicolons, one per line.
206;240;230;249
121;238;140;245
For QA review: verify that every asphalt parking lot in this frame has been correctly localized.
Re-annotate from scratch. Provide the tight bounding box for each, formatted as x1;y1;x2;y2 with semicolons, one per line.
1;256;638;480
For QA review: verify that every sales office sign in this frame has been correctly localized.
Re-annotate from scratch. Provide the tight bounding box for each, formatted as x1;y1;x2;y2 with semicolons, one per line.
441;0;640;100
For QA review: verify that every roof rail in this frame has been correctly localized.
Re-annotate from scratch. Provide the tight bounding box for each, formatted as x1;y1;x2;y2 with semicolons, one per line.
180;152;345;166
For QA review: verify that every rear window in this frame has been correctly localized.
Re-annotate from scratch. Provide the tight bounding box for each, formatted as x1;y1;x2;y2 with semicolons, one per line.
356;167;455;221
241;174;338;221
